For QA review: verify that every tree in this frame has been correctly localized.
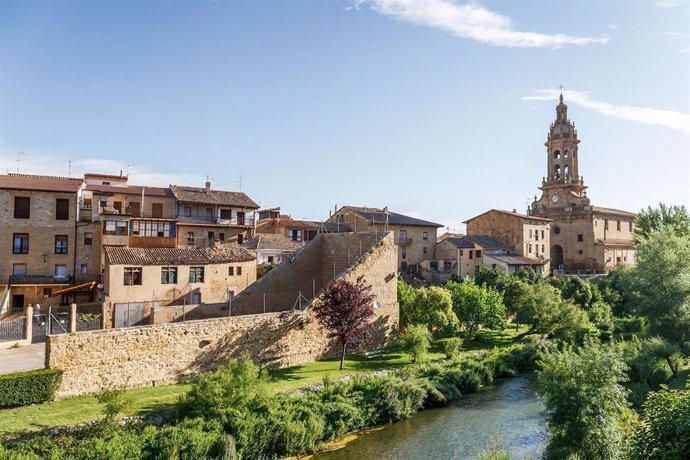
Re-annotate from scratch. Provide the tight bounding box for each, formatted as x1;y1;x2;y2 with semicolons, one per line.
446;281;506;340
315;276;375;370
473;267;512;292
537;342;631;459
634;203;690;243
640;337;683;379
627;385;690;460
634;229;690;349
399;283;458;333
400;324;432;363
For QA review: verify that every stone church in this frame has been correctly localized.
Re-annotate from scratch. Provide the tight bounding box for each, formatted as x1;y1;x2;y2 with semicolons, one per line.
528;94;636;273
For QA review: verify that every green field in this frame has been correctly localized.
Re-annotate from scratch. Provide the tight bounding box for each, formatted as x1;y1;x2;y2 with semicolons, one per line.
0;325;529;436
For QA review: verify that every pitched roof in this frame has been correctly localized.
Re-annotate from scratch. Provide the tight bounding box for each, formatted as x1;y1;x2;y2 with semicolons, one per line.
464;209;551;224
592;206;637;218
105;246;255;266
442;237;475;249
84;173;128;181
85;184;174;197
243;234;302;251
485;254;544;266
170;185;259;208
0;173;82;193
464;235;514;251
342;206;442;228
594;238;635;247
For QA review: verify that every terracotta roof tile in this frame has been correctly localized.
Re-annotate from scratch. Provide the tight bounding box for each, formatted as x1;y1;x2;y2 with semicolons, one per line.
105;246;255;266
243;234;302;251
0;173;82;193
592;206;637;218
170;185;259;208
485;254;544;266
464;209;551;224
341;206;442;228
85;184;174;197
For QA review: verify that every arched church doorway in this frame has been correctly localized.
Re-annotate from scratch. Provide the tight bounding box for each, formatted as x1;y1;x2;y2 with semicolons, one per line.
551;245;564;272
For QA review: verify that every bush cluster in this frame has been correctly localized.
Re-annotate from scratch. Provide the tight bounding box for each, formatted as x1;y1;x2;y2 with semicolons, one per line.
3;347;534;459
0;369;63;408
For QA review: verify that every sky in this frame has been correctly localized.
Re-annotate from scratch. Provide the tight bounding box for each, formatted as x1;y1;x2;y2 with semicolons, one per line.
1;0;688;233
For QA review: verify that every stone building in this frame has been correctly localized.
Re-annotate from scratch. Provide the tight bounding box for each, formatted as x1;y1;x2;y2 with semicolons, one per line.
464;209;551;273
529;95;636;273
103;245;256;326
0;174;85;313
242;233;302;265
328;206;442;273
171;182;259;248
255;207;346;244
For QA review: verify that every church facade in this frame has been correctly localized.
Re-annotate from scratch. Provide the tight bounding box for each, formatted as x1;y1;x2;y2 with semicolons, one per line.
528;95;636;273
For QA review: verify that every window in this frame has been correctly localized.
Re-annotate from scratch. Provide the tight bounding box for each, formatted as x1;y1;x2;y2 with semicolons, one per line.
80;265;88;274
83;197;92;208
528;244;532;253
423;247;428;255
184;206;192;217
43;288;52;297
288;229;302;241
237;266;242;276
228;266;234;276
129;202;140;217
402;250;406;260
99;198;107;209
554;226;561;235
430;261;438;270
220;209;231;219
12;234;29;254
629;222;633;232
529;229;533;238
189;267;204;283
123;267;142;285
469;250;473;260
617;256;622;263
579;250;584;254
84;232;93;245
101;181;110;186
208;231;215;242
541;244;545;253
219;233;225;241
131;220;174;237
475;250;482;258
161;267;177;284
577;234;584;242
459;250;464;257
151;203;163;218
187;232;194;244
205;208;213;220
55;235;68;254
237;234;243;244
541;230;545;239
267;256;274;263
605;219;609;230
14;197;30;219
113;201;123;213
55;199;70;220
55;265;67;278
12;264;27;275
399;230;408;244
104;221;127;235
617;220;621;231
422;231;428;241
535;232;539;241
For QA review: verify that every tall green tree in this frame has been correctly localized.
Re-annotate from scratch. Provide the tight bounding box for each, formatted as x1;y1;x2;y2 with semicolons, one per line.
398;283;458;333
634;203;690;243
537;342;631;459
446;281;506;340
634;228;690;349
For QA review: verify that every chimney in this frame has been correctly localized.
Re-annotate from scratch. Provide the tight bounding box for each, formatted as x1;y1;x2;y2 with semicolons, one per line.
383;206;388;213
512;208;517;213
119;170;122;177
205;181;211;192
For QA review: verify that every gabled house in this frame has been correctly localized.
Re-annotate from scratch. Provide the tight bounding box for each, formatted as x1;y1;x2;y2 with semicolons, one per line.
329;206;442;273
256;207;348;244
242;234;302;265
171;181;259;248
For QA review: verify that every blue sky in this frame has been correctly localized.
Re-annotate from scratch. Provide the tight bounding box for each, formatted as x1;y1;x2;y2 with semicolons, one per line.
1;0;688;232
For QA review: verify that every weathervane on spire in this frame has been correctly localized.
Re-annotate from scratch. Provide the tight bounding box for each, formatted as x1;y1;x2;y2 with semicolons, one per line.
559;84;564;102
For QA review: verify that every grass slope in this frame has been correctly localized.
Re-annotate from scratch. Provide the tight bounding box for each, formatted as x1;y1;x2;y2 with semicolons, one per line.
0;325;529;436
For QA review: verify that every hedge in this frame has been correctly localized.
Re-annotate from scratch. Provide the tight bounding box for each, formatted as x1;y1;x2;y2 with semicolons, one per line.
0;368;63;408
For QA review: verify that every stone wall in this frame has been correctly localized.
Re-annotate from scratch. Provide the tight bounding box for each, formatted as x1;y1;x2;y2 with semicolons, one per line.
47;232;399;398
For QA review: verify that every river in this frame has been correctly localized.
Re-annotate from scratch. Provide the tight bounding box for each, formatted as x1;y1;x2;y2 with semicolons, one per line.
313;375;547;460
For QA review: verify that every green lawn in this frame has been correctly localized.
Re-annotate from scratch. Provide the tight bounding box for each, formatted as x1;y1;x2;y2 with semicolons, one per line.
0;324;529;436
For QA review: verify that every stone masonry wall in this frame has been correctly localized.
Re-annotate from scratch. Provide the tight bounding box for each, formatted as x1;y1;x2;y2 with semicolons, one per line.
47;232;399;398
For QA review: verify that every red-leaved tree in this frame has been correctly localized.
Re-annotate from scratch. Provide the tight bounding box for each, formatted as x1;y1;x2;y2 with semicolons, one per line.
315;276;376;370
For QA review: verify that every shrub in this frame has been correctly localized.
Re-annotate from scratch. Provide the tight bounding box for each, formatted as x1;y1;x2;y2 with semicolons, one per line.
443;337;463;359
400;324;431;363
96;385;134;422
0;368;63;408
140;419;227;460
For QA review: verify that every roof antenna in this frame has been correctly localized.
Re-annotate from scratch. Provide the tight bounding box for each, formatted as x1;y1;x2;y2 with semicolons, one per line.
238;175;243;191
16;148;25;173
68;160;72;178
126;164;133;177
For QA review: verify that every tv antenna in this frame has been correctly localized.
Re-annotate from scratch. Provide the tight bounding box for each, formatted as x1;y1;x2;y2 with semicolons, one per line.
126;164;133;177
68;160;72;178
16;149;26;173
238;175;243;191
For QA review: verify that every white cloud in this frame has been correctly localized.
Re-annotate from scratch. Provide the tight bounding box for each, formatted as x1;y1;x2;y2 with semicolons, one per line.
679;47;690;53
655;0;683;8
0;147;206;187
523;90;690;134
354;0;609;48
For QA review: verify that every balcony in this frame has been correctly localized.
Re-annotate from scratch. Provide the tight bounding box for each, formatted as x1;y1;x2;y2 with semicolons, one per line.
9;275;73;285
176;216;255;227
398;237;413;246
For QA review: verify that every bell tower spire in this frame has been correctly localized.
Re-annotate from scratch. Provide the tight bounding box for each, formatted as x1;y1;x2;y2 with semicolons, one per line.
530;93;589;215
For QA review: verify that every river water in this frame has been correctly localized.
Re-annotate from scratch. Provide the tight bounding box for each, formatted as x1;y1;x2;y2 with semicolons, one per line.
313;376;547;460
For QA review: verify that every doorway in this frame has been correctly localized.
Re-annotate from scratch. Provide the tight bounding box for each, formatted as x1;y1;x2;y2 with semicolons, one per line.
551;245;564;272
12;294;24;312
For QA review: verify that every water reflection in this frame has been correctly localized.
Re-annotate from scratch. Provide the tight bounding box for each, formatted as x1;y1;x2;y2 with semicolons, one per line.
314;376;546;460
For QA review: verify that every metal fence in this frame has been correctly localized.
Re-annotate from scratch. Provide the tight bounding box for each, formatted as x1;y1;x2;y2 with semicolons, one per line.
0;316;25;342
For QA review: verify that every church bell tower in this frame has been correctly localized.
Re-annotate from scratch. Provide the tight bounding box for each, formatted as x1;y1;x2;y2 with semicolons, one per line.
531;94;590;215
